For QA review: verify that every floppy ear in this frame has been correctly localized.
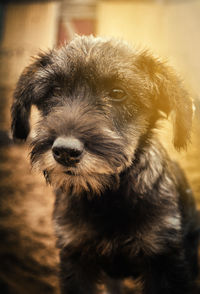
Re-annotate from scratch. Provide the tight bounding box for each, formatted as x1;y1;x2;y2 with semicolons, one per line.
136;51;193;149
11;52;52;141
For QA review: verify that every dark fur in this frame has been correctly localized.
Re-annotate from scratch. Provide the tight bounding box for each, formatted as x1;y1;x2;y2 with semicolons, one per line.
11;35;199;294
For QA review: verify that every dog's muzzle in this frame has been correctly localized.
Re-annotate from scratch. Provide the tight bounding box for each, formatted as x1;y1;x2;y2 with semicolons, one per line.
52;136;83;166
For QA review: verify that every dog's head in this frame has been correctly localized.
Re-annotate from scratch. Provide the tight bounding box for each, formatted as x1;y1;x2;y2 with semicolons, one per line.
11;35;193;195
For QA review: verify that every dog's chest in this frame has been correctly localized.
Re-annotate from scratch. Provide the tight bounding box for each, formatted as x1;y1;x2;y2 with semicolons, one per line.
54;190;174;259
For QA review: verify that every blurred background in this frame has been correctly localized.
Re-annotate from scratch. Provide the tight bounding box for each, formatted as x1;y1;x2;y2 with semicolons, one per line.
0;0;200;293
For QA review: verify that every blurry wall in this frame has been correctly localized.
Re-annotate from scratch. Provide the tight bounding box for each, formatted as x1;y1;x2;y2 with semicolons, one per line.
97;0;200;95
58;0;96;45
0;2;59;87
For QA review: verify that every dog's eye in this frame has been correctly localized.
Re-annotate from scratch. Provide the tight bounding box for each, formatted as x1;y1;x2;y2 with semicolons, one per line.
109;88;127;102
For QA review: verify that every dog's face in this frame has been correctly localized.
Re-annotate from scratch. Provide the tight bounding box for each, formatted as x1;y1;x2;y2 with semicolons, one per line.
11;36;193;195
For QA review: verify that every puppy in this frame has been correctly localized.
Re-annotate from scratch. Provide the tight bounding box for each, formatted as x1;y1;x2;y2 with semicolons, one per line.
11;35;199;294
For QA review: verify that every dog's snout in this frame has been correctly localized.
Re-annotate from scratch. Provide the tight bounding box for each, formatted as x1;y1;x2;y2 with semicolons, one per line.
52;137;83;166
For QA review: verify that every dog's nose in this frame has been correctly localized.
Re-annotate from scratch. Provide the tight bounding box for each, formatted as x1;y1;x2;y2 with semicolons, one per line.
52;137;83;166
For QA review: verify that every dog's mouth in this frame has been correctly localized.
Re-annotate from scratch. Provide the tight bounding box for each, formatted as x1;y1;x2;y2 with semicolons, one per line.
64;170;77;176
63;166;82;176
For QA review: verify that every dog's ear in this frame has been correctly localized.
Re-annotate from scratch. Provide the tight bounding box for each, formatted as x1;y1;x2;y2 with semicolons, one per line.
136;51;194;149
11;52;52;141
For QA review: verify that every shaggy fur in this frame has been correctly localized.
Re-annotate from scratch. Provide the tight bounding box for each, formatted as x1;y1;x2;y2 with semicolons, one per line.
11;35;199;294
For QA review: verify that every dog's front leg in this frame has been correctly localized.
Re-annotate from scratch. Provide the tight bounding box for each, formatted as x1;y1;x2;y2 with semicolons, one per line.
142;252;191;294
59;249;98;294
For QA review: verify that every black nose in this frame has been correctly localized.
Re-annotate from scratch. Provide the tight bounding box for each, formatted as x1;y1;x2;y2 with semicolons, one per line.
52;137;84;166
